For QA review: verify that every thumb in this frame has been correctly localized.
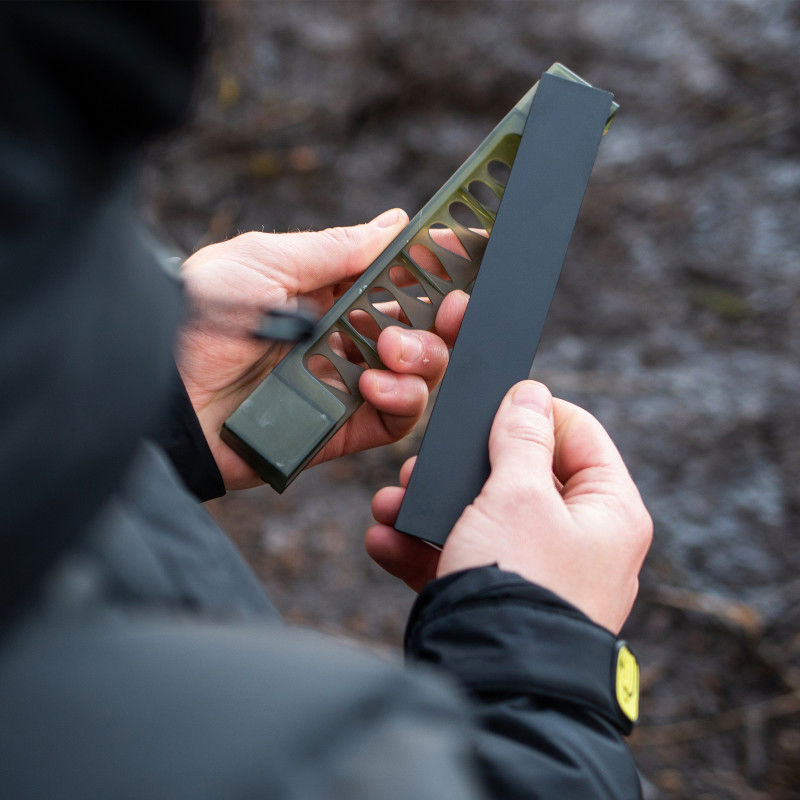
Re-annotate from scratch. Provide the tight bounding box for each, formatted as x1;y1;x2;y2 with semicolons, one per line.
279;208;409;293
487;381;558;497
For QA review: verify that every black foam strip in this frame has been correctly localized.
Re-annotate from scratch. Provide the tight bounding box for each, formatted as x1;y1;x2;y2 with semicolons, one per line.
395;74;613;546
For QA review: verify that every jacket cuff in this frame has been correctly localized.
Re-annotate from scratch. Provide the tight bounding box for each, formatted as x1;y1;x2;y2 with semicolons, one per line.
150;366;226;502
405;565;636;735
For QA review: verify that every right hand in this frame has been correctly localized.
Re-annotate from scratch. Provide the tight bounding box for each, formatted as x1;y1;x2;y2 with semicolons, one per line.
366;380;653;634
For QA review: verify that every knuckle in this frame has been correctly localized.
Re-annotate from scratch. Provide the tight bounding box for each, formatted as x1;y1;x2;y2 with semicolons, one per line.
622;502;653;556
630;578;640;609
321;225;360;251
637;508;654;548
570;402;603;429
235;230;265;251
557;401;609;443
504;417;554;452
484;477;541;513
506;482;542;510
461;493;509;532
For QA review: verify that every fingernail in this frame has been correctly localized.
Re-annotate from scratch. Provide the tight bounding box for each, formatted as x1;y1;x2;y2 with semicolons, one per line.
373;208;404;228
396;329;423;363
373;371;397;394
512;382;551;415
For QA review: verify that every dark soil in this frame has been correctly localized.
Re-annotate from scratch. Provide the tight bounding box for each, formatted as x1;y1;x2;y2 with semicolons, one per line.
144;2;800;797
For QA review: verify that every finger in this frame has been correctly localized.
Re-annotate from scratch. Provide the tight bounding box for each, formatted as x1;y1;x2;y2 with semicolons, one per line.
408;244;454;282
410;226;488;271
377;327;449;387
327;330;360;362
399;456;416;488
347;302;408;343
366;290;467;352
305;353;350;394
551;398;638;499
309;401;420;469
365;525;440;592
434;290;469;348
359;371;428;437
348;291;467;368
365;288;468;351
430;223;488;251
429;225;469;258
251;208;410;294
486;381;559;502
371;485;405;526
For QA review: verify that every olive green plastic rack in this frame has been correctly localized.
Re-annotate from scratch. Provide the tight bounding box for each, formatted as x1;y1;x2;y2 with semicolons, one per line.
222;63;617;492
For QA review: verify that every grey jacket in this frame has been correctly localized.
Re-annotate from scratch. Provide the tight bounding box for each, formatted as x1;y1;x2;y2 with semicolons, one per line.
0;444;641;798
0;4;640;797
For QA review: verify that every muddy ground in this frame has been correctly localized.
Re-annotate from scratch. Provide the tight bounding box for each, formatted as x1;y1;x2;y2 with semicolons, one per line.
143;2;800;797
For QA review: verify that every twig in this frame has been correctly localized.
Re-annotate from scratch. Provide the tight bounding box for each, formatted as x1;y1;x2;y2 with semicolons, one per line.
649;585;764;638
634;690;800;746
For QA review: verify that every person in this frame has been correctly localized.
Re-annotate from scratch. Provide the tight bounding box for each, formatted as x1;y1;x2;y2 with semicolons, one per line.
0;3;652;798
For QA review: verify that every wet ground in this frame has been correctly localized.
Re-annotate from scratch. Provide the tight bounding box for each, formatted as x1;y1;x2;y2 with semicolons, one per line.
144;2;800;796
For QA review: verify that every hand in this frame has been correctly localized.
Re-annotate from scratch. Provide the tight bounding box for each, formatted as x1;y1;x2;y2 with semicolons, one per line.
367;380;653;634
178;209;469;490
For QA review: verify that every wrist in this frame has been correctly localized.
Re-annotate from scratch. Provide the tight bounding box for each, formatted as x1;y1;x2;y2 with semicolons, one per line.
405;565;640;735
150;367;226;502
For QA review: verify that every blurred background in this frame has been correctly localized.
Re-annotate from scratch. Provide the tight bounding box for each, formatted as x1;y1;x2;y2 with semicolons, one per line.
143;1;800;797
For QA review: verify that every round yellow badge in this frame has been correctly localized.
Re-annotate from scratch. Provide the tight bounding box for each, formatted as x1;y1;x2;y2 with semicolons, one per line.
615;643;640;723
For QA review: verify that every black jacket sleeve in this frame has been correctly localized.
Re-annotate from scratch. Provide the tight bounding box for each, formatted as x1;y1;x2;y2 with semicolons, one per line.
406;566;642;799
150;367;226;503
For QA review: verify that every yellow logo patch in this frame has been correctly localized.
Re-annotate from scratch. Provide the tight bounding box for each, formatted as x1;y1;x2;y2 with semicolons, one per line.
615;644;640;723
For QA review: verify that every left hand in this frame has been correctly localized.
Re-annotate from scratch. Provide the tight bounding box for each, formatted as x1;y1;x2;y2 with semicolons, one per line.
178;208;469;490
